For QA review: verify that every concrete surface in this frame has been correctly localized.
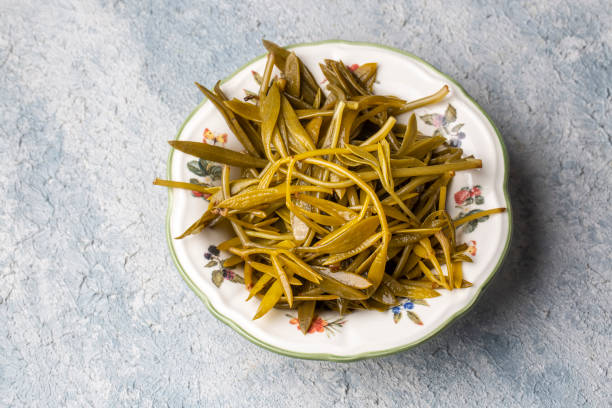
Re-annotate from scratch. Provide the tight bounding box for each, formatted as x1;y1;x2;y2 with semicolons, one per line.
0;0;610;407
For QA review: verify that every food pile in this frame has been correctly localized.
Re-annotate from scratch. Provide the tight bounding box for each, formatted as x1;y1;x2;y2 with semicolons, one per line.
155;41;504;333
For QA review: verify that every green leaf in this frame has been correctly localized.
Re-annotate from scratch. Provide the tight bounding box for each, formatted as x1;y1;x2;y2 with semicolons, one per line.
451;123;464;132
475;195;485;205
328;317;346;327
209;165;222;181
412;299;429;307
407;311;423;325
463;220;479;233
464;197;474;205
444;104;457;123
461;187;470;191
187;160;205;176
229;273;244;284
205;260;218;268
196;158;223;181
198;158;211;172
393;312;402;324
419;114;435;126
211;269;224;287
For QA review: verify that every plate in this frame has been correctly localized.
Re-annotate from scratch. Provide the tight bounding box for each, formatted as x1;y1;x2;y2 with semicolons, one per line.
165;40;512;361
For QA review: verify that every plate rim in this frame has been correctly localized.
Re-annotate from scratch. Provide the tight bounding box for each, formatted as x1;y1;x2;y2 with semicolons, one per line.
164;39;513;362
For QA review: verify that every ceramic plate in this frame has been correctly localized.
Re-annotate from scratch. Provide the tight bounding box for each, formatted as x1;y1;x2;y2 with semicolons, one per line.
164;40;512;361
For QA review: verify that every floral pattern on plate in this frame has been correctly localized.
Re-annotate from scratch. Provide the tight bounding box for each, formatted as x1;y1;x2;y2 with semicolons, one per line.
391;299;431;325
454;185;491;233
287;314;347;337
186;128;228;199
204;245;243;288
420;103;465;147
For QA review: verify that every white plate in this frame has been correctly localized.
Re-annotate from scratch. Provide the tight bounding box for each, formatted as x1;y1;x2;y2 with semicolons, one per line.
165;40;512;361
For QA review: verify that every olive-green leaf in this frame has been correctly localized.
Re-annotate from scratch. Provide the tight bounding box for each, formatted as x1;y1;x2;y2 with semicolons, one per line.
444;104;457;123
212;269;224;287
229;273;245;284
419;113;435;126
393;312;402;324
187;161;205;176
407;311;423;325
412;299;429;307
451;123;464;132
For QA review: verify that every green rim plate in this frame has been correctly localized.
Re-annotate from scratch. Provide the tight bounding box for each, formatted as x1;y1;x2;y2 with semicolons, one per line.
164;40;513;362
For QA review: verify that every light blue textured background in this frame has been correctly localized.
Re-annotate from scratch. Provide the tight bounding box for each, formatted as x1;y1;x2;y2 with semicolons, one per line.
1;1;610;407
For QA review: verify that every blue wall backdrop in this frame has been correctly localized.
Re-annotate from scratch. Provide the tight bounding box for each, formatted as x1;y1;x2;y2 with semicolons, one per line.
0;1;610;406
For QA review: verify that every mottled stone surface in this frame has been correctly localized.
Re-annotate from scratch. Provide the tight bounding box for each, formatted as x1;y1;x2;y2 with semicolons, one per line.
0;1;610;406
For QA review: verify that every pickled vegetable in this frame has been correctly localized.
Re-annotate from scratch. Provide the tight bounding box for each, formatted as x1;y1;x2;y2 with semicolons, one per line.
155;40;506;332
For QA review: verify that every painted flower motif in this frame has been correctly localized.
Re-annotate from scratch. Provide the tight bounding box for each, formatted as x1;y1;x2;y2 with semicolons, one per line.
467;240;477;256
204;245;244;288
222;269;235;280
455;185;484;208
203;128;228;145
309;316;328;333
392;301;424;324
288;315;345;336
454;185;489;233
289;316;328;333
420;104;464;146
454;188;471;205
187;127;229;200
431;114;445;128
